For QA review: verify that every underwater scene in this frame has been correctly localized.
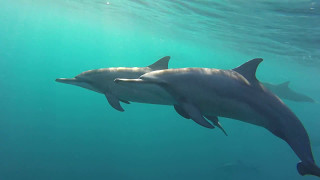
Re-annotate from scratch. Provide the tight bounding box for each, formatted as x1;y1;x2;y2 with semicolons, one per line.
1;0;320;179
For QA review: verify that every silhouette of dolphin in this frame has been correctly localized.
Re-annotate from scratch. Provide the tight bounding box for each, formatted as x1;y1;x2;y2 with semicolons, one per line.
115;58;320;177
262;81;315;103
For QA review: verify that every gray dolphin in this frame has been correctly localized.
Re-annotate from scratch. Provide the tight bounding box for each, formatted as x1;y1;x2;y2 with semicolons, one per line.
56;56;174;111
115;58;320;177
55;56;228;135
262;81;315;103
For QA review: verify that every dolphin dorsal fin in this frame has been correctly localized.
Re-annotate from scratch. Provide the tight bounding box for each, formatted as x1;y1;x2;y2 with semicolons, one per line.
233;58;263;87
278;81;290;89
147;56;170;70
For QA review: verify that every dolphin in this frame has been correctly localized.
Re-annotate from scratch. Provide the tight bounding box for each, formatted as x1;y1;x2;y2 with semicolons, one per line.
115;58;320;177
262;81;315;103
56;56;174;112
56;56;228;135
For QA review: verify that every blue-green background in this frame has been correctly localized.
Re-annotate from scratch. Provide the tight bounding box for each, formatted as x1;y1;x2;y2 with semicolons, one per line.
1;0;320;179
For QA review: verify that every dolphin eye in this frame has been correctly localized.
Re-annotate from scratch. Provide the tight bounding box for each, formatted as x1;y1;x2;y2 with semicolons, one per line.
75;76;86;82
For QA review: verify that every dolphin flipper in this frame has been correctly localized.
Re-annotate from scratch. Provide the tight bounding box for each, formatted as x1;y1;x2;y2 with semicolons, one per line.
115;77;213;129
205;115;228;136
105;93;125;112
180;102;214;129
119;99;130;104
174;105;190;119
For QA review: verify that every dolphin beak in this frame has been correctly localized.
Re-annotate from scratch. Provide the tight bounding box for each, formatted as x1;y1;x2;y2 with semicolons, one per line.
55;78;78;85
56;77;99;93
114;78;144;84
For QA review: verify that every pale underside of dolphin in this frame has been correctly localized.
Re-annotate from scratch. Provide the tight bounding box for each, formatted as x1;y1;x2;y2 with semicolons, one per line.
115;58;320;177
262;81;315;103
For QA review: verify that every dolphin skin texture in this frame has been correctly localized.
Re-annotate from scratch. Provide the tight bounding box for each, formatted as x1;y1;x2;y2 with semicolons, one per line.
262;81;315;103
115;58;320;177
56;56;175;112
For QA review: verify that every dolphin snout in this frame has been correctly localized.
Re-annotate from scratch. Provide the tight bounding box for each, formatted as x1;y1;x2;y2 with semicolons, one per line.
114;78;144;84
55;78;78;84
56;78;67;82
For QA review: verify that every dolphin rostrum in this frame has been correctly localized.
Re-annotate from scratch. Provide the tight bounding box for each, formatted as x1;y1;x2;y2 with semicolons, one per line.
262;81;315;103
115;58;320;177
56;56;174;111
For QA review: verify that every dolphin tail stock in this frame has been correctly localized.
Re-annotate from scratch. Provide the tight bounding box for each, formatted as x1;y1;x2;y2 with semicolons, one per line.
297;162;320;177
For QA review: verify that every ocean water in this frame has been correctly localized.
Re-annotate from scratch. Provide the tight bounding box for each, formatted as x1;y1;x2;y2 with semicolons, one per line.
1;0;320;180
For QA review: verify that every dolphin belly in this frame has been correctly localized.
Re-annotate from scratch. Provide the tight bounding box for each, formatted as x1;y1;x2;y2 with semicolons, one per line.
110;83;175;105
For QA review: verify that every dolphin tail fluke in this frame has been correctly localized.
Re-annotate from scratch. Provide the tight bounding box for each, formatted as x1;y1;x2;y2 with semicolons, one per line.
297;162;320;177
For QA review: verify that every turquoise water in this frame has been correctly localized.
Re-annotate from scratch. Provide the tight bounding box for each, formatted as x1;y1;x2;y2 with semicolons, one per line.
1;0;320;179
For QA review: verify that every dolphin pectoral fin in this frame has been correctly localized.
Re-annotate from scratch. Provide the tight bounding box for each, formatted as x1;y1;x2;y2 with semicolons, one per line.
181;102;214;129
205;115;228;136
174;105;190;119
119;99;130;104
105;93;124;112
